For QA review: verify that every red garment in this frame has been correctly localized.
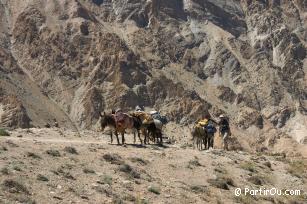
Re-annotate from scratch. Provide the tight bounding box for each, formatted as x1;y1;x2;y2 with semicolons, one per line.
114;112;134;129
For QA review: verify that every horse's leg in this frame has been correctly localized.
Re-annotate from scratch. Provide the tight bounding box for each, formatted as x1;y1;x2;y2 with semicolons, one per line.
146;129;151;144
142;129;147;145
155;131;158;144
210;134;214;149
133;130;136;144
161;133;163;144
155;131;159;144
205;134;208;150
202;137;204;150
158;131;162;144
204;135;206;150
121;131;125;145
208;135;211;149
159;131;163;144
152;130;156;143
196;138;198;150
207;134;211;149
153;129;158;144
146;128;150;144
110;132;113;144
137;130;142;145
115;130;120;145
200;137;206;149
151;130;155;144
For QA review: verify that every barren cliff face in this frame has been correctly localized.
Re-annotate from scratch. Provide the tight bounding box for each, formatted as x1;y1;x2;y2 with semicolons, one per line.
0;0;306;153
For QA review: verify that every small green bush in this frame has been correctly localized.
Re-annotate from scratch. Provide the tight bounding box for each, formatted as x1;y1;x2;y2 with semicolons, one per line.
287;160;307;178
13;166;22;172
102;153;124;165
2;179;30;194
100;175;112;185
46;149;61;157
1;167;9;175
64;146;78;154
0;129;10;136
148;185;161;195
27;152;41;159
208;176;235;190
240;162;257;172
129;157;148;165
190;185;207;194
119;164;140;179
37;174;49;182
248;175;265;185
83;168;95;174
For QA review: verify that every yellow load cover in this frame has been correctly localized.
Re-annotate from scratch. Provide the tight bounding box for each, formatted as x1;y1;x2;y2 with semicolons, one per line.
195;124;202;129
198;119;208;126
132;112;154;124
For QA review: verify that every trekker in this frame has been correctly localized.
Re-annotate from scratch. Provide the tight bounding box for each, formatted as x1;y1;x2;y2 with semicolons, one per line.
218;115;230;151
135;105;144;112
206;120;217;149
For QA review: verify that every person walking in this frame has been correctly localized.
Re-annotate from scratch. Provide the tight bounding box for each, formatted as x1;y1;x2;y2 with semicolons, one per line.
218;115;230;151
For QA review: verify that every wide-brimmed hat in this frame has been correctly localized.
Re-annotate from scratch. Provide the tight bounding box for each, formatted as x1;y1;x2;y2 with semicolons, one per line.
219;114;225;118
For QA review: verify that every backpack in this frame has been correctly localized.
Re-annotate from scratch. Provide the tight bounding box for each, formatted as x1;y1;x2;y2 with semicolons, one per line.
151;112;168;125
206;123;217;133
160;115;168;125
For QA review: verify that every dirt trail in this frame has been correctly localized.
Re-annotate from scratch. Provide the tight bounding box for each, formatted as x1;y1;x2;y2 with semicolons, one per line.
0;128;306;204
1;136;106;145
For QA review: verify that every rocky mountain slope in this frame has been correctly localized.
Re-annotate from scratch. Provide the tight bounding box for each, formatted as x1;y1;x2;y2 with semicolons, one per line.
0;0;306;154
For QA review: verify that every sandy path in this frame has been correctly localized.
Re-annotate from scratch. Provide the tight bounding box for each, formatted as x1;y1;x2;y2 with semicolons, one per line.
0;136;107;145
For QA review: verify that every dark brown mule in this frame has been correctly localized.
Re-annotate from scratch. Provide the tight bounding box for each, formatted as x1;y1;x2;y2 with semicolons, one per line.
99;112;142;145
130;112;163;144
99;112;119;144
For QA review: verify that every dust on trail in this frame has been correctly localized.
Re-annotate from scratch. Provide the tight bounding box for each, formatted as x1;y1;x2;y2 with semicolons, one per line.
1;128;175;147
0;135;177;149
0;136;107;145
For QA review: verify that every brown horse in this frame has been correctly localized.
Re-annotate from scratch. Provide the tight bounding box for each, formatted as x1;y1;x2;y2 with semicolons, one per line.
99;112;142;145
191;124;207;150
130;112;163;144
